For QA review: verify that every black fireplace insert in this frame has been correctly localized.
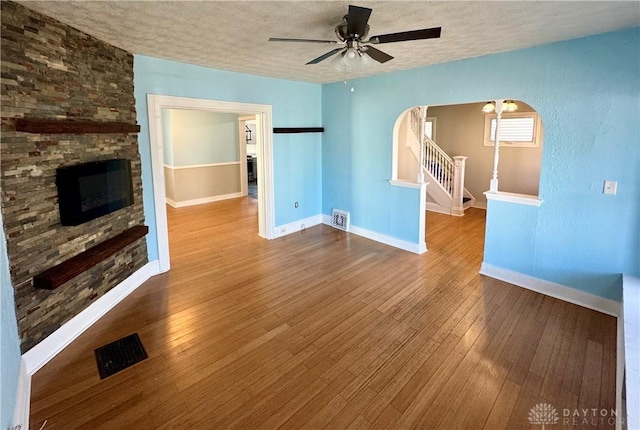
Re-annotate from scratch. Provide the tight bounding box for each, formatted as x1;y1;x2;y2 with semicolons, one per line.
56;159;133;226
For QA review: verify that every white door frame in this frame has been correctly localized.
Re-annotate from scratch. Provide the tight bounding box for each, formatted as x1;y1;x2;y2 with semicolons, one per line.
147;94;275;272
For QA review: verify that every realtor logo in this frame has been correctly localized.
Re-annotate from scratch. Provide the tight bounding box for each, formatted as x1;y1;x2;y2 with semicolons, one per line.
529;403;559;429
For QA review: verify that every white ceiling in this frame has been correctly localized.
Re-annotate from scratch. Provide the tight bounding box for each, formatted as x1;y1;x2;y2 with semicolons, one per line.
15;1;640;84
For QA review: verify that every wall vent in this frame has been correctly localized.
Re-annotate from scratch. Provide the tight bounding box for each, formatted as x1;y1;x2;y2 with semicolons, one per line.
331;209;350;231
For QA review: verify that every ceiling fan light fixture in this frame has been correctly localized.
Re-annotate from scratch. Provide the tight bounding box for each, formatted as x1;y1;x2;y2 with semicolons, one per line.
503;100;518;112
270;4;442;72
330;52;347;71
343;47;360;67
360;51;375;68
482;101;496;113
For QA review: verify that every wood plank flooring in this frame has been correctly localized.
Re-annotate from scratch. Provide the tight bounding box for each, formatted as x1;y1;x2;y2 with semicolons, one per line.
29;198;617;429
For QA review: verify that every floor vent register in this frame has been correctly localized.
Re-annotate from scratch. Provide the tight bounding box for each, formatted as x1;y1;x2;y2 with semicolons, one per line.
94;333;148;379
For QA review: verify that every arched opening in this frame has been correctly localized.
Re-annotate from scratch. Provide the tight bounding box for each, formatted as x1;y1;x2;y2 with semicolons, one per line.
392;100;544;251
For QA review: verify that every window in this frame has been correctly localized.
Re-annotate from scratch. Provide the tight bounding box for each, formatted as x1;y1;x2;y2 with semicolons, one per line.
484;112;542;147
425;117;436;141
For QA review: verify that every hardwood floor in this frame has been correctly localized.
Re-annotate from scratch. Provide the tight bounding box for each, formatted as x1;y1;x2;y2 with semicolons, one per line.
29;198;617;429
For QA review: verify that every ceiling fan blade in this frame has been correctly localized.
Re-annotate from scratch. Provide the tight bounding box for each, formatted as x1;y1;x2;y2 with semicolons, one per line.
347;5;372;37
369;27;442;44
363;46;393;64
306;48;345;65
269;37;339;44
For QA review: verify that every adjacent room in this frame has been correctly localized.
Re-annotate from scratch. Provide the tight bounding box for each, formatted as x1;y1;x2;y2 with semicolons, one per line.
1;2;638;429
162;109;244;208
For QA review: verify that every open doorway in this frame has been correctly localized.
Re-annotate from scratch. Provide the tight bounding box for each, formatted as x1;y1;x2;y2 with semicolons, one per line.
147;95;275;272
239;115;258;200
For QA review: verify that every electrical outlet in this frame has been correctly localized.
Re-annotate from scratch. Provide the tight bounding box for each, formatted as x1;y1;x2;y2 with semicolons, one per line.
603;180;618;195
294;202;299;208
301;224;305;230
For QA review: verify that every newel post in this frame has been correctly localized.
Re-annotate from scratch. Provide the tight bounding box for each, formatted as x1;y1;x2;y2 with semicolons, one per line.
452;156;468;216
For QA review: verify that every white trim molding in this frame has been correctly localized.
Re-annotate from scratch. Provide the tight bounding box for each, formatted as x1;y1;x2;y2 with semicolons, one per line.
166;192;243;208
622;275;640;430
22;260;161;376
147;94;275;273
274;214;323;238
163;161;241;170
322;215;426;254
480;262;621;317
425;201;465;217
617;314;625;430
11;359;31;430
484;191;543;207
388;179;424;189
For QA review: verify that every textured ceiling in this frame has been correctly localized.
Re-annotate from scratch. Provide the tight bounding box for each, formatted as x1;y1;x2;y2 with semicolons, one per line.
15;1;640;84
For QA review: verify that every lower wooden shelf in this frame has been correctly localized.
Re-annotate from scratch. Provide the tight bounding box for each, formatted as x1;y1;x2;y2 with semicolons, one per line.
33;225;148;290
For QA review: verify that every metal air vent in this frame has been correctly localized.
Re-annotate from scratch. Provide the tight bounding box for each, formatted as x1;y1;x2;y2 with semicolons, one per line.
331;209;350;231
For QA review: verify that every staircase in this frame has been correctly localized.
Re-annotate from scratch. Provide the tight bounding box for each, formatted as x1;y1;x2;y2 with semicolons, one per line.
408;107;475;216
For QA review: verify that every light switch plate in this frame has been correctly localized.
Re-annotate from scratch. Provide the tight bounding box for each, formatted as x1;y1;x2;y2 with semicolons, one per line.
603;180;618;195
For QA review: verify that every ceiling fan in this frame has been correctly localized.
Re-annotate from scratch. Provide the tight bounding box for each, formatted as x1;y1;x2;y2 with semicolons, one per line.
269;5;441;68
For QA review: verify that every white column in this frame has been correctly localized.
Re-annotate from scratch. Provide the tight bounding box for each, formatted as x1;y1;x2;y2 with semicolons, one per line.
417;105;428;183
452;156;468;216
489;100;503;193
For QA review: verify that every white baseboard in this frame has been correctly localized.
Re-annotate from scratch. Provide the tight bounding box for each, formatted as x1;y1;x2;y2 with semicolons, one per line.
451;206;465;217
617;314;625;430
166;192;243;208
479;262;621;317
22;260;161;376
274;214;323;238
321;215;426;254
426;201;487;213
11;359;31;430
425;202;465;217
425;202;451;215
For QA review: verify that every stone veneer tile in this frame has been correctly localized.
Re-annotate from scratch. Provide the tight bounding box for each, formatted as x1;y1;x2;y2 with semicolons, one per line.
1;1;148;353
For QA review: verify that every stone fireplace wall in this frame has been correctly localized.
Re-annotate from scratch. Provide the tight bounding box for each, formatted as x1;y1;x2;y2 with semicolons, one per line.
1;1;148;353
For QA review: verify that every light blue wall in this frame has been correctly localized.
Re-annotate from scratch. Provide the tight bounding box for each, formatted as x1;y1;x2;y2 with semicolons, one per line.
321;82;422;243
164;109;240;166
134;55;323;258
322;27;640;300
273;133;322;225
1;211;21;430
